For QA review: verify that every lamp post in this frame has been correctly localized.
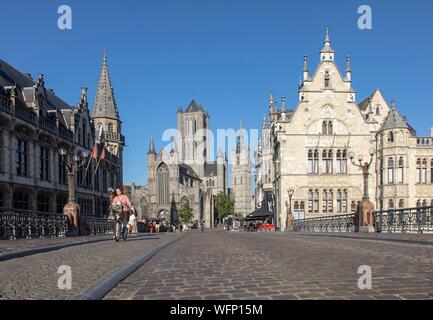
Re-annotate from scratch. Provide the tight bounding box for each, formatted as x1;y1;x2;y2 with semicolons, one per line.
348;148;375;200
348;148;376;233
286;188;295;231
59;148;90;236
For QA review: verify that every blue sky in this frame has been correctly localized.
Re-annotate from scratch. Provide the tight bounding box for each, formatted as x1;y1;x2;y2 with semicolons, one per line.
2;0;433;185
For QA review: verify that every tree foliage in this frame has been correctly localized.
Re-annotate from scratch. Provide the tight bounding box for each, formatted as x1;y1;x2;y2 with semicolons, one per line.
216;192;234;221
179;200;194;224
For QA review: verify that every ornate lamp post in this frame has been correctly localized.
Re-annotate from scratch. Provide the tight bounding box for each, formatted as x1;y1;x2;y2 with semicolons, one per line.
348;148;376;233
59;148;90;236
348;148;375;200
286;188;295;231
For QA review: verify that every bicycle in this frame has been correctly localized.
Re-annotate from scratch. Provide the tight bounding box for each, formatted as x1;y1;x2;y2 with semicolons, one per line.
112;204;128;242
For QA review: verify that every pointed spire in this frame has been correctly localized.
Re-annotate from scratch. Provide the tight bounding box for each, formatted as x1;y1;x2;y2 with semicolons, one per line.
281;96;286;112
303;55;308;72
93;50;119;119
324;27;330;45
80;87;88;109
269;90;275;114
346;54;351;73
148;138;156;156
320;28;335;61
262;115;267;129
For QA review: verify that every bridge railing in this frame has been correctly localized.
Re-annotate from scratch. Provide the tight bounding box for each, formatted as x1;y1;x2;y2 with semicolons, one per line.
374;206;433;234
0;208;68;240
293;214;355;233
80;216;115;236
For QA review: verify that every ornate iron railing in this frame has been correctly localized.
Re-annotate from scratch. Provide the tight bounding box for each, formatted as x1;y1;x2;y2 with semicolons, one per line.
293;214;355;233
0;208;68;240
80;216;115;236
374;206;433;234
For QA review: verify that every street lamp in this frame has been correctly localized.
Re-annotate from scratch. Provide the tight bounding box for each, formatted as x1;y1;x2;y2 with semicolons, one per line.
59;148;90;236
348;148;375;201
286;188;295;231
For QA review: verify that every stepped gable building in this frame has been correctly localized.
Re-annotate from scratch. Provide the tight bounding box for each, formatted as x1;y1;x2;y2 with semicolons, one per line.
0;52;124;216
145;100;228;227
255;29;433;230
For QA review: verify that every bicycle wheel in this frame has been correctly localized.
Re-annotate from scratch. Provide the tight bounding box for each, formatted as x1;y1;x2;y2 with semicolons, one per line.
115;221;121;242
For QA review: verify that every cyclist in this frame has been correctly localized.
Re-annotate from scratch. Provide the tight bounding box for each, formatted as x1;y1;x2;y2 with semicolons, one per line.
112;187;133;238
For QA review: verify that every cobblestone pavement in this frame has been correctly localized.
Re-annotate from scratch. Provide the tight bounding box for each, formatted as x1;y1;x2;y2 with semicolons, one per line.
0;233;181;300
105;230;433;300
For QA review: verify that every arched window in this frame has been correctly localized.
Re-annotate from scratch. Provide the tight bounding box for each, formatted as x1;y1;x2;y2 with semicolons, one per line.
308;190;319;213
388;158;395;184
328;121;333;135
416;199;421;208
108;123;114;133
399;199;405;208
387;131;394;142
398;157;404;183
322;150;333;174
388;199;394;209
322;189;333;214
422;199;427;208
422;159;427;183
376;105;381;116
337;150;348;174
322;122;328;135
416;159;422;183
157;164;169;205
351;201;357;213
324;71;330;88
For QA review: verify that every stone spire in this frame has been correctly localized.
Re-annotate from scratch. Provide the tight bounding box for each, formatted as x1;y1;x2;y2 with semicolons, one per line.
93;50;119;119
303;55;309;81
148;138;156;156
262;115;267;129
269;91;275;114
281;96;286;112
346;54;352;81
320;28;335;61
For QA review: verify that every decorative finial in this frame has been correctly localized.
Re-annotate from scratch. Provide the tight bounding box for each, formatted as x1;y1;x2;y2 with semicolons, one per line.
391;99;396;109
303;55;308;72
346;54;351;72
325;27;330;44
103;49;107;65
281;96;286;112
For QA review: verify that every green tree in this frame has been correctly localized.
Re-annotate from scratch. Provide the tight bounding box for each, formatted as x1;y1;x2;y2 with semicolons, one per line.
179;200;194;224
216;192;234;222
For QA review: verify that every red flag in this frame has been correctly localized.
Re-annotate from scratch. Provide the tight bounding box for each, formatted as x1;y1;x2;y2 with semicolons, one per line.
91;143;98;160
100;146;106;161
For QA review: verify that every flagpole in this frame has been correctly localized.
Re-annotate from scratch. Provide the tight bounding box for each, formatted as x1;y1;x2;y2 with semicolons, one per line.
90;144;105;188
81;152;94;185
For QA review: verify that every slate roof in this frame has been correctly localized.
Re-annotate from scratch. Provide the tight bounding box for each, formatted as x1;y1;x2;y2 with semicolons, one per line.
380;107;416;135
92;52;119;119
185;99;202;113
204;162;218;177
0;58;71;113
179;163;201;181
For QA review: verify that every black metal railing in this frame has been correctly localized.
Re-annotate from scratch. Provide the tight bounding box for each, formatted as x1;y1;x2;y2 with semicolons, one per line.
0;208;68;240
80;216;115;236
292;214;355;233
374;206;433;234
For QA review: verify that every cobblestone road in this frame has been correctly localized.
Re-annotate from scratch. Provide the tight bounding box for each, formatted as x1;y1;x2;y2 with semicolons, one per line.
105;230;433;300
0;233;181;300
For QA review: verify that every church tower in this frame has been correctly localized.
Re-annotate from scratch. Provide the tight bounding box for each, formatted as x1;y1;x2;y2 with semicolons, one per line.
92;50;125;184
231;120;253;218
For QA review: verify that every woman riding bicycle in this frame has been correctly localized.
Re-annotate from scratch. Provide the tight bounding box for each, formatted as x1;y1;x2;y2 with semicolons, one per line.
112;187;133;234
